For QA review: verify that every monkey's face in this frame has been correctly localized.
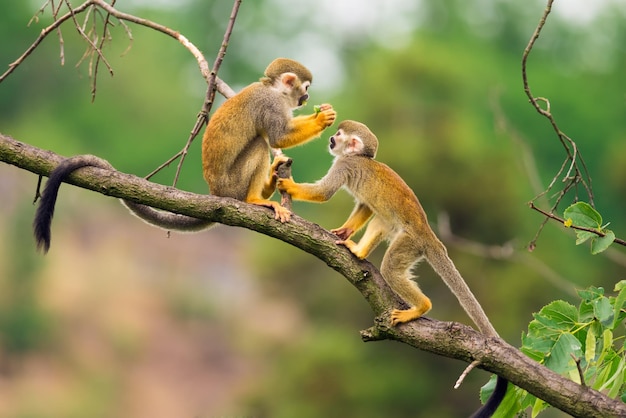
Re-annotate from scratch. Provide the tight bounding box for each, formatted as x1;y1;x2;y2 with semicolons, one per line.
277;72;310;109
329;129;362;157
333;121;378;158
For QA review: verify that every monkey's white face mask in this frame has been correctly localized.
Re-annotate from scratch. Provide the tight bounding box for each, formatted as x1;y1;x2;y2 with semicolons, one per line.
329;130;365;158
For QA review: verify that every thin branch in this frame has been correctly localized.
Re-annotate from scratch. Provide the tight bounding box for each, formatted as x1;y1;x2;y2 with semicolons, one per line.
521;0;597;249
62;0;115;78
1;1;93;82
529;202;626;246
90;0;117;102
2;133;626;418
171;0;242;187
1;0;234;98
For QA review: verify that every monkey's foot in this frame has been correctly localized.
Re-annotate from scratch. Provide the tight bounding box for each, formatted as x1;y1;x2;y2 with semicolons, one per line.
336;239;366;259
272;204;292;223
249;199;291;223
390;307;423;327
331;226;354;241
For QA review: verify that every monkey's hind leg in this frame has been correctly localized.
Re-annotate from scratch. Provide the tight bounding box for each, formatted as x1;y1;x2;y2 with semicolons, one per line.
381;234;432;326
240;145;291;223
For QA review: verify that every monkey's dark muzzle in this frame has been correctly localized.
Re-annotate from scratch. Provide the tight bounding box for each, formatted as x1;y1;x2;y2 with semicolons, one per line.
329;136;336;149
298;94;309;107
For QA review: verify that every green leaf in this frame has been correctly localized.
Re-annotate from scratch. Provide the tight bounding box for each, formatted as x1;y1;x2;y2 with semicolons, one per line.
531;397;549;417
603;329;614;354
578;286;605;301
613;285;626;329
585;326;597;363
575;230;596;245
591;230;615;254
578;300;595;322
563;202;602;229
594;296;614;326
490;383;518;418
544;332;582;374
615;280;626;292
479;375;497;403
534;300;579;332
607;358;626;398
523;301;579;362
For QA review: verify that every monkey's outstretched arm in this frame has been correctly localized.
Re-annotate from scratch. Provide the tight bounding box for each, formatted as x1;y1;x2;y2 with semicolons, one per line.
276;164;346;203
276;178;331;202
331;202;373;240
272;105;336;149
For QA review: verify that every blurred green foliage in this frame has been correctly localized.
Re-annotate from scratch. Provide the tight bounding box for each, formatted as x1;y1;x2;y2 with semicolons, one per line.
1;0;626;417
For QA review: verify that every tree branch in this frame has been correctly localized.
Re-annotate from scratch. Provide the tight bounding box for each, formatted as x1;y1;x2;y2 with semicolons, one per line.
1;132;624;418
1;0;235;98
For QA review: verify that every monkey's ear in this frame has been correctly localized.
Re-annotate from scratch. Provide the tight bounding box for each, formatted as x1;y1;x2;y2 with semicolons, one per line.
346;136;365;155
280;72;298;88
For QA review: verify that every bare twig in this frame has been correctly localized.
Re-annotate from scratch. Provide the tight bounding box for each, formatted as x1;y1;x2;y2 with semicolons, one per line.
2;0;233;98
170;0;242;187
455;360;480;389
571;354;586;387
1;1;93;82
522;0;598;250
90;0;117;101
63;0;115;77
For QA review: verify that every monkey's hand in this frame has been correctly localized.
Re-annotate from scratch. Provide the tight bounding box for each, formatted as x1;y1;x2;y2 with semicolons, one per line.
314;103;336;128
270;154;292;171
276;177;297;195
331;227;354;241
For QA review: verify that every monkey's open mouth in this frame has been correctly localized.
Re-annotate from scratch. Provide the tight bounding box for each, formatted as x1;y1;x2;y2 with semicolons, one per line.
329;137;336;149
298;94;309;107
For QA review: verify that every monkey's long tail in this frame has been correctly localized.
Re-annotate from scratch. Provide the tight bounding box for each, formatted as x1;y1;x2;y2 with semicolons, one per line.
425;244;498;337
33;155;112;253
121;200;214;232
424;243;508;417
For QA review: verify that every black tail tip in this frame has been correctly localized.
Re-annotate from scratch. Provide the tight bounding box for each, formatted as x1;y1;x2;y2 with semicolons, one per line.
33;222;51;254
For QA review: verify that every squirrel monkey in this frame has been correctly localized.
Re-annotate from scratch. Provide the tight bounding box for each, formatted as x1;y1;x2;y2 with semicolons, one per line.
202;57;335;223
276;120;507;417
33;58;336;252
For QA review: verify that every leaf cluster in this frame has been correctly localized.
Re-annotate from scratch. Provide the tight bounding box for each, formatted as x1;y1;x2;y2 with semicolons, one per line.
489;282;626;416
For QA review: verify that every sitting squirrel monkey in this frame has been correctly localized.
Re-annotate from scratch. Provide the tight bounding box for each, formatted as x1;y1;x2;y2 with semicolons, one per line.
33;58;336;252
277;120;507;418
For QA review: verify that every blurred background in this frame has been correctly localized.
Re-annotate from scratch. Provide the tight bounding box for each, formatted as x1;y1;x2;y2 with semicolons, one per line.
1;0;625;417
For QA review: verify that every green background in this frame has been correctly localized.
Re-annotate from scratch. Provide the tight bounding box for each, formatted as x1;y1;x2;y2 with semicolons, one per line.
1;1;625;417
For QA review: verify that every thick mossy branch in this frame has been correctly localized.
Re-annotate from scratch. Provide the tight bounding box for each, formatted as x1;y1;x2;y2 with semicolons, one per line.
1;133;624;418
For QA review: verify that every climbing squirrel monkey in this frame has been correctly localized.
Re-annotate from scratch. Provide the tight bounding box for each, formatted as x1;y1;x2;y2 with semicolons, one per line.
33;58;336;252
277;120;497;333
276;120;506;417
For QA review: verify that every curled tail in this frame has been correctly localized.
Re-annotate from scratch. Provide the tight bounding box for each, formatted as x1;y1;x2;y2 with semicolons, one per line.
33;155;214;253
34;155;112;253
